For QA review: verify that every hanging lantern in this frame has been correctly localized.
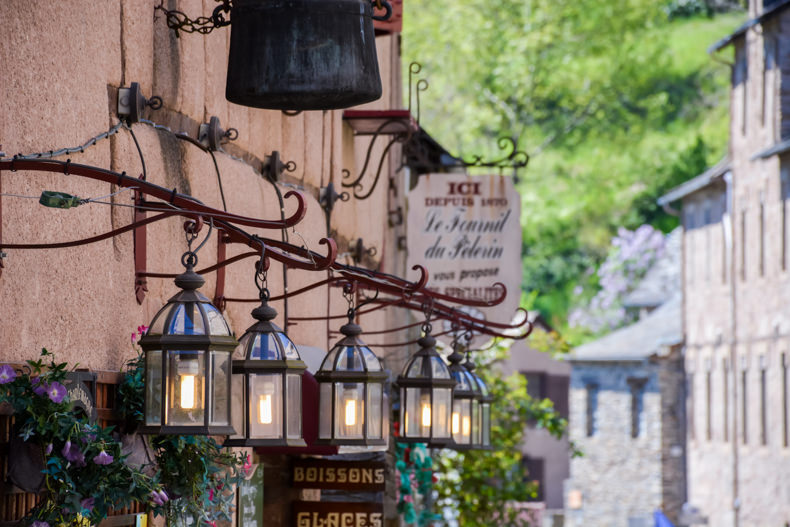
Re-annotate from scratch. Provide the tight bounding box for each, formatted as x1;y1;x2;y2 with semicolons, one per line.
396;325;455;446
315;290;387;445
226;262;307;447
447;346;479;450
465;357;493;450
140;237;237;435
225;0;386;111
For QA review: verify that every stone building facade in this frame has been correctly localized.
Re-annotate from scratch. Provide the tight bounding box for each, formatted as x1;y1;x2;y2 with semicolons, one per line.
657;0;790;525
564;232;686;527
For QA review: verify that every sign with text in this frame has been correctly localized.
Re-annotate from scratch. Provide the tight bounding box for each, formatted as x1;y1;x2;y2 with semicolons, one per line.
291;459;386;491
407;174;522;338
292;501;383;527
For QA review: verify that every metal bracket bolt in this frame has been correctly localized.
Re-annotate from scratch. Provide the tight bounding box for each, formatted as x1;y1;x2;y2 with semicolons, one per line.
117;82;162;124
319;181;350;216
198;116;238;151
261;151;296;181
351;238;377;265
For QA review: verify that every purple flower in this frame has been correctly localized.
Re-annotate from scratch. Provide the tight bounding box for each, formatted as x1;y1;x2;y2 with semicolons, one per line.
80;497;94;512
62;441;85;466
31;521;49;527
45;443;53;455
150;489;169;506
46;382;66;403
31;377;47;395
0;365;16;384
92;450;113;465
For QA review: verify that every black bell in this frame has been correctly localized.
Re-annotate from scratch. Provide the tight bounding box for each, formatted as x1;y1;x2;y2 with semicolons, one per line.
226;0;383;111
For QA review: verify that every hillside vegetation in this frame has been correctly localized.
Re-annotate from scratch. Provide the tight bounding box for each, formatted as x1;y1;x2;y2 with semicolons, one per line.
402;1;745;336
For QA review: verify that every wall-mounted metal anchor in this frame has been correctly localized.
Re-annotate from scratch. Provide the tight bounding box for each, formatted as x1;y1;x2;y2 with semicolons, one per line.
351;238;377;266
397;236;407;251
198;116;238;151
117;82;162;124
319;181;350;216
261;151;296;181
388;206;403;227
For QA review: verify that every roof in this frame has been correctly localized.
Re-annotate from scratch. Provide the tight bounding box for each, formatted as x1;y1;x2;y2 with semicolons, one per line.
657;158;729;206
709;0;790;53
570;294;682;362
622;228;681;309
751;137;790;160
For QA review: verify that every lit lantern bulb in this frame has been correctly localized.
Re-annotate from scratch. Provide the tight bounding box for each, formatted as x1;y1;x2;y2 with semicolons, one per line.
452;412;460;435
345;399;357;426
258;394;273;424
421;403;432;428
180;374;195;410
462;416;471;437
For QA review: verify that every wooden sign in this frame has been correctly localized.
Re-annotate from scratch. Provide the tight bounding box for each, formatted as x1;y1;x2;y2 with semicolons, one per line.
292;501;383;527
237;464;264;527
291;459;386;491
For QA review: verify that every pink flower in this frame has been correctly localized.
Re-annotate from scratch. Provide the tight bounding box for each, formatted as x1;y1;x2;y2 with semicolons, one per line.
137;325;149;335
0;365;16;384
46;381;67;403
131;332;137;343
92;450;113;465
208;488;214;501
243;453;252;475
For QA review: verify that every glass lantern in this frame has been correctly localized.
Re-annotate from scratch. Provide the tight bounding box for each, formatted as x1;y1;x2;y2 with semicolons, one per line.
140;267;237;435
225;300;307;447
396;333;455;446
466;359;493;450
315;322;387;446
447;348;480;449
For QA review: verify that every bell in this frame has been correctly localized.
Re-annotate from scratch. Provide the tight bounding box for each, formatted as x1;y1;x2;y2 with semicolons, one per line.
226;0;383;111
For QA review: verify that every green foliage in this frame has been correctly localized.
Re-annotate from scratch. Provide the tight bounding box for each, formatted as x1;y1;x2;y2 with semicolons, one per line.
0;349;161;527
403;2;744;330
434;341;571;526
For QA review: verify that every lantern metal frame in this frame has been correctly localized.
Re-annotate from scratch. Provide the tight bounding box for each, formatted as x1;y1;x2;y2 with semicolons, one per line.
465;355;493;451
446;344;480;450
226;261;307;447
139;233;238;436
396;324;455;446
315;290;388;446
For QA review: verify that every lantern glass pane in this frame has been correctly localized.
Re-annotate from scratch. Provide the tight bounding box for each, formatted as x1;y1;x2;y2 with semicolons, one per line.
320;347;339;371
168;303;206;335
319;382;332;439
406;357;426;378
251;333;280;360
335;347;362;371
286;373;302;439
230;373;245;440
250;373;282;438
404;386;432;438
433;388;452;438
360;346;382;371
431;357;451;379
148;308;169;336
145;350;163;426
452;398;471;444
204;304;231;336
367;382;382;439
471;399;481;445
278;334;300;360
335;382;364;439
167;351;205;425
482;402;491;446
210;351;231;426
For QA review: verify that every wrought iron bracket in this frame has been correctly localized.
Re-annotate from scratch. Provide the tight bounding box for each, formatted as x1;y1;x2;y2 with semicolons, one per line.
117;82;162;124
319;182;350;217
133;176;148;304
262;151;296;182
198;116;238;152
341;111;416;200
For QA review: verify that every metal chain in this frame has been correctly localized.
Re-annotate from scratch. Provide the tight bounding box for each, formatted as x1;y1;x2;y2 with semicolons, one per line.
4;121;124;160
155;0;232;36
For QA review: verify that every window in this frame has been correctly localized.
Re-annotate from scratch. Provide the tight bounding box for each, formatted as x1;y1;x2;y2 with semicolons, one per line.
783;353;788;447
760;357;768;445
764;35;778;138
781;163;790;270
522;371;546;400
734;44;748;135
742;368;749;444
741;210;747;281
704;204;712;282
628;378;647;438
688;373;695;441
522;457;545;502
586;383;599;437
723;359;729;442
705;369;713;441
